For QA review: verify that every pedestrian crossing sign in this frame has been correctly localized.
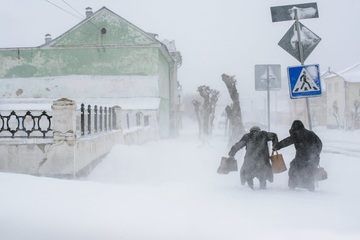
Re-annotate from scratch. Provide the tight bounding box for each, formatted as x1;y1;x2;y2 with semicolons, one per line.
287;64;322;98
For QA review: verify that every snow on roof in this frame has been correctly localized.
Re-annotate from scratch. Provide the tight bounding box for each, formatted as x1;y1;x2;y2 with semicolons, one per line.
0;98;161;111
324;61;360;83
162;39;177;52
338;61;360;75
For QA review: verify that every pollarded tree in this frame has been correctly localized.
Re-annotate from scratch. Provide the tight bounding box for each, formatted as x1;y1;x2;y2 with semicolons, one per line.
208;88;219;135
221;74;245;148
193;85;219;140
192;100;202;138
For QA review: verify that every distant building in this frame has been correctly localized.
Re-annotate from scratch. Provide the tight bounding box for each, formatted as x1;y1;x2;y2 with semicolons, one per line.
324;62;360;130
0;7;182;138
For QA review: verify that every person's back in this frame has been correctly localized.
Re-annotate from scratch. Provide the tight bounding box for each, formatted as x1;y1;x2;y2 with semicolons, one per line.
243;130;274;163
289;121;322;165
228;126;278;189
274;120;322;191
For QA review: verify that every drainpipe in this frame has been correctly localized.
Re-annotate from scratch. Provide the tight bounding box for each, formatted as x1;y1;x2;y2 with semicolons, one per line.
344;81;349;130
169;61;176;137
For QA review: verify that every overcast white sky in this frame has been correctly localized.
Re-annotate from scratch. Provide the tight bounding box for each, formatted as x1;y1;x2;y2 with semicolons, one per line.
1;0;359;96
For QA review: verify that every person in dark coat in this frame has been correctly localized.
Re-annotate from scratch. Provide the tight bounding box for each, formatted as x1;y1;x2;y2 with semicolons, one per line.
273;120;322;191
228;126;278;190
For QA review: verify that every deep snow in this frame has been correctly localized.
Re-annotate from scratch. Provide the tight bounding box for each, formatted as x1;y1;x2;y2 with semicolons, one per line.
1;119;360;240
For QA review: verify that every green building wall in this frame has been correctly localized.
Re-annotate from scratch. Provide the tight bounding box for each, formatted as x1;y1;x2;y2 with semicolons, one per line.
0;7;177;138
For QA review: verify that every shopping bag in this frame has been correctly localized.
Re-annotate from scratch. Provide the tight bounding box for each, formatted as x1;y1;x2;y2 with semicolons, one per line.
270;151;287;173
315;166;328;181
217;157;238;174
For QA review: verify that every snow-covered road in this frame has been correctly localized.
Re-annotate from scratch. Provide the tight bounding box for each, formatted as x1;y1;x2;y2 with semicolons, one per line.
0;121;359;240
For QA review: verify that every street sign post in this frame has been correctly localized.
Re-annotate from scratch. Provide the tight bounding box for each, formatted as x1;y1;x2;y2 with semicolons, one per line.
270;2;321;130
287;64;321;99
254;64;281;131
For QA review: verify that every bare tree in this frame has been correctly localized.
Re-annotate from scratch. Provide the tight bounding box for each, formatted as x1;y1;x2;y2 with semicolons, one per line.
352;100;360;130
192;100;202;138
332;101;340;129
221;74;245;148
209;90;219;135
192;85;219;141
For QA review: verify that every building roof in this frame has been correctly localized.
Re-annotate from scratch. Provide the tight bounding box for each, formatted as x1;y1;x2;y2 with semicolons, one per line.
324;61;360;83
339;62;360;82
0;6;175;64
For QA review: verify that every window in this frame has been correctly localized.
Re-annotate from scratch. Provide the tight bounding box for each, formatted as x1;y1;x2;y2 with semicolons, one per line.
335;82;339;93
126;113;130;129
144;115;150;127
328;84;332;94
136;112;143;126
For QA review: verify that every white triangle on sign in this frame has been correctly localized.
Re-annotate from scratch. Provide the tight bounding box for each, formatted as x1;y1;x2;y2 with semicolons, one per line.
260;67;277;81
292;66;319;93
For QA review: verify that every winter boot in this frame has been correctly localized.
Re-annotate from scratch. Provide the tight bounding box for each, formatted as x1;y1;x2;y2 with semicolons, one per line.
288;177;297;190
247;179;254;189
307;181;315;192
260;181;267;190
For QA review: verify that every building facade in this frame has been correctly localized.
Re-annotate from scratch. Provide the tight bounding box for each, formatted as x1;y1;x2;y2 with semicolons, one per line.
0;7;182;138
324;63;360;129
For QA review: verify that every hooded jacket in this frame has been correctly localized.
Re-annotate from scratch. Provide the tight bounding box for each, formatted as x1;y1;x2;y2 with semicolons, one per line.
274;120;322;165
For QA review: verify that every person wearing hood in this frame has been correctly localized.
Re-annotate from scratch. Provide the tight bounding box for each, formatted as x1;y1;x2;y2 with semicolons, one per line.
273;120;322;191
228;126;278;190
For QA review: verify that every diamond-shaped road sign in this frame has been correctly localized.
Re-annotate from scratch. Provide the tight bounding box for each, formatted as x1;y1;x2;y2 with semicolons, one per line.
287;64;322;98
278;21;321;63
254;64;281;91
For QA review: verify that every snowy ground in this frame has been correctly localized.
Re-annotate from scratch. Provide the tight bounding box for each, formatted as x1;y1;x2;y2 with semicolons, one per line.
1;119;360;240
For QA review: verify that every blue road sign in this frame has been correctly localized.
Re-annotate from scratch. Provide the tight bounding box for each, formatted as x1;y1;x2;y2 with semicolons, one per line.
287;64;322;98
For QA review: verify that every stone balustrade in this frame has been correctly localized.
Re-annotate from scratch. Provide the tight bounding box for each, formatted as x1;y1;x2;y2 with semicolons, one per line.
0;98;158;178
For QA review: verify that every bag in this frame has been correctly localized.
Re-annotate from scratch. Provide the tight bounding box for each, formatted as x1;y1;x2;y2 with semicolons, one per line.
217;157;238;174
315;166;328;181
270;151;287;173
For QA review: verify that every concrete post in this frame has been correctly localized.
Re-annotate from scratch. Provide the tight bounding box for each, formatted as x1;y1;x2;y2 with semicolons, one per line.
38;98;77;177
113;105;122;130
51;98;77;145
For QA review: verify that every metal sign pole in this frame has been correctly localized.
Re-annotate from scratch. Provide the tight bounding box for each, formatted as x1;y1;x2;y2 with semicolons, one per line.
267;65;270;131
295;9;313;131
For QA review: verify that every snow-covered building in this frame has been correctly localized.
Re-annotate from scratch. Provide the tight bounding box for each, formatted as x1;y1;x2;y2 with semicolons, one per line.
324;62;360;129
0;6;182;138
